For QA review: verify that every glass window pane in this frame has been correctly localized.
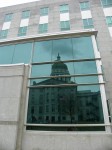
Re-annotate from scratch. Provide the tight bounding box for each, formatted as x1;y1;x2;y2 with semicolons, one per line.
27;84;104;125
12;42;32;64
72;36;95;59
106;16;112;26
31;64;52;77
4;13;13;22
18;26;27;36
74;61;97;74
39;23;48;33
60;21;70;31
60;4;69;13
75;76;99;84
22;10;30;19
101;0;112;6
30;76;99;86
0;45;15;64
80;2;90;10
83;19;94;29
0;30;8;39
31;62;74;78
52;38;73;61
33;40;52;62
40;7;49;16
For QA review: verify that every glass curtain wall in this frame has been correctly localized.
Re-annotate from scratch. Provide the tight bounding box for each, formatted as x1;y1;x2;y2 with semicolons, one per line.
0;35;106;131
27;36;105;131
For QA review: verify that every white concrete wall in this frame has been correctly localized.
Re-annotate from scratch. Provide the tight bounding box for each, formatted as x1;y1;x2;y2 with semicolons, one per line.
22;131;112;150
0;64;28;150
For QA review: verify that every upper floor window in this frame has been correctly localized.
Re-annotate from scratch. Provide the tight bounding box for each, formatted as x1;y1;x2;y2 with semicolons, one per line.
40;7;49;16
22;10;30;19
4;13;13;22
60;4;69;13
83;18;94;29
18;26;27;36
0;29;8;39
60;21;70;31
101;0;112;7
106;16;112;26
38;23;48;33
80;1;90;11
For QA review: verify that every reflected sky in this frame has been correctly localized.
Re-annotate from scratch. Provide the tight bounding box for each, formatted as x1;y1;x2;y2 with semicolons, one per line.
33;36;95;63
33;40;52;62
12;42;32;64
0;45;15;64
72;37;95;59
52;38;73;61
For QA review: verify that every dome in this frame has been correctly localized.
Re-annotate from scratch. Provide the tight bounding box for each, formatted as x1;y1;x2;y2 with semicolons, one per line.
51;54;70;76
52;61;68;70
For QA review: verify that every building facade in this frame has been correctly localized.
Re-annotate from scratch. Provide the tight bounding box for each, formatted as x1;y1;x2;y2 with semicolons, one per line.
0;0;112;150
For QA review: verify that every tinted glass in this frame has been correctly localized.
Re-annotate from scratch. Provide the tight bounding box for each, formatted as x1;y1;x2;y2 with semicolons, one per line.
30;76;99;86
80;2;90;10
33;40;52;62
52;38;73;61
40;7;49;16
4;13;13;22
39;23;48;33
60;4;69;13
18;26;27;36
106;16;112;26
101;0;112;6
22;10;30;19
31;62;74;78
0;45;15;64
0;30;8;39
12;42;32;64
27;85;104;124
60;21;70;31
72;37;95;59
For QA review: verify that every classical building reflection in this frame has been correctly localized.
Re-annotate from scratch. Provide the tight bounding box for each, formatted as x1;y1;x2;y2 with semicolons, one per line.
27;55;104;124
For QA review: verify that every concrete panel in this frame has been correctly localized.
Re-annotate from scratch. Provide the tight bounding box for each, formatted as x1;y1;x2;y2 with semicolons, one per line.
22;132;112;150
0;77;23;98
0;98;20;121
0;125;17;150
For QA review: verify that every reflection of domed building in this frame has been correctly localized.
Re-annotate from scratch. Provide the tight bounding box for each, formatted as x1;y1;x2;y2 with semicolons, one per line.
27;55;103;125
51;54;70;75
